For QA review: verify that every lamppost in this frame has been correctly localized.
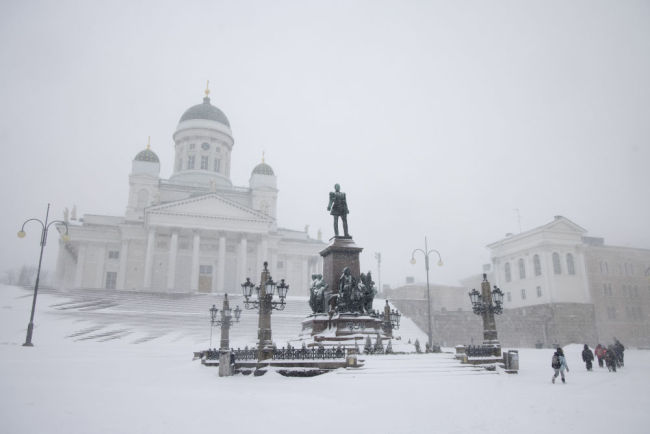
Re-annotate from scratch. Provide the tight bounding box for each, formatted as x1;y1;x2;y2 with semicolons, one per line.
209;294;242;349
410;236;443;351
468;273;504;356
379;299;401;337
241;262;289;362
17;203;69;347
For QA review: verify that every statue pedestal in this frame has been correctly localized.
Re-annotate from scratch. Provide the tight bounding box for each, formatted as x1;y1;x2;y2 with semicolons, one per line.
320;236;363;297
299;313;389;349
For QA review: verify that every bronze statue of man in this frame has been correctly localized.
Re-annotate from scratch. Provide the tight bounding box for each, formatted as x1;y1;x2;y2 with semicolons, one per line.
327;183;349;237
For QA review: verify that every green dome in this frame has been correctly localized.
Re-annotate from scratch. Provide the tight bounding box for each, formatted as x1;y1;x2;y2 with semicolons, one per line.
179;97;230;127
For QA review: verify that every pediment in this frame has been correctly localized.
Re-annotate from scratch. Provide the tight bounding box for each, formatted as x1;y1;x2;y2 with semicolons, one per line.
147;193;270;223
544;217;587;234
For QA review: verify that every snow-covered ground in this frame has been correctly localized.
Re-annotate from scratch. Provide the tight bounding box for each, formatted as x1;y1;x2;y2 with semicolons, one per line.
1;285;648;434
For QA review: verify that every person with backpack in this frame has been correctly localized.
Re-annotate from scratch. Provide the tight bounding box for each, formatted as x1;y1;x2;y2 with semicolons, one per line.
595;344;606;368
551;347;569;384
582;344;594;371
613;338;625;368
605;344;617;372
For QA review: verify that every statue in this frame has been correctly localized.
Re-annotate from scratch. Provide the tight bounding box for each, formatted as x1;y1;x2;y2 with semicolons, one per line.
337;267;355;312
309;274;327;313
361;271;377;313
327;183;349;237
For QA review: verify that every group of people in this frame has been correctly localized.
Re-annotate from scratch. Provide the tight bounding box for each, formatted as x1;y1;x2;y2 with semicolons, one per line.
551;338;625;384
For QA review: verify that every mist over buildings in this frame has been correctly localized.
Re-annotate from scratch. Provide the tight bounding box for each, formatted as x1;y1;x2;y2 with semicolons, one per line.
1;0;649;288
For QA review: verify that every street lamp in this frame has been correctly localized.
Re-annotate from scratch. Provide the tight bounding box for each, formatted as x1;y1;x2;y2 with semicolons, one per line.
208;294;242;349
241;261;289;362
375;252;382;295
410;236;443;351
17;203;69;347
379;299;401;336
468;273;504;355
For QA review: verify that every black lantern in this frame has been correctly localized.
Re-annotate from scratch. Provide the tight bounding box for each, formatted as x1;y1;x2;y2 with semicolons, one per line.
492;286;504;306
241;278;255;299
265;277;276;297
210;304;219;323
277;279;289;299
468;288;481;306
390;309;401;329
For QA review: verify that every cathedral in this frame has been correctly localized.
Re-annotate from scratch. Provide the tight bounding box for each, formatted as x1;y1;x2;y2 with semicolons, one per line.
55;86;324;295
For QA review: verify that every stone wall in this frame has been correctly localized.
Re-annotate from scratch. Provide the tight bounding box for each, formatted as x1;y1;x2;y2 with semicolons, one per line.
391;299;597;348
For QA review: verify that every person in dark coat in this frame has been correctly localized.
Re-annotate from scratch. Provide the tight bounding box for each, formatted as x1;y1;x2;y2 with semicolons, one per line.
582;344;594;371
551;347;569;384
613;338;625;368
605;345;617;372
594;344;606;368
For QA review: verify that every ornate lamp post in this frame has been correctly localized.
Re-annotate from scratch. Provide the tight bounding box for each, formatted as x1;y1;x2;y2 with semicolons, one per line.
241;262;289;362
468;273;504;356
209;294;241;349
17;203;69;347
410;236;443;351
379;299;401;337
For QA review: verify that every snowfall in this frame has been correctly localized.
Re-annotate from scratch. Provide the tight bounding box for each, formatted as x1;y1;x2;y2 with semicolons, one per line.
1;284;648;434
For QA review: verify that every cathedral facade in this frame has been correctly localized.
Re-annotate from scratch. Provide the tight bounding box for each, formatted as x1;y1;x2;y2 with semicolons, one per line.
55;89;324;295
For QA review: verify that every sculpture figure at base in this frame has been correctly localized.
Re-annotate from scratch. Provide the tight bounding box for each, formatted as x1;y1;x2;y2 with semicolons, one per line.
327;183;350;238
309;274;327;314
361;271;377;314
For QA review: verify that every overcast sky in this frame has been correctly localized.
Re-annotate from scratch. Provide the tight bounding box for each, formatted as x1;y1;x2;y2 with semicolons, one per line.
1;0;649;288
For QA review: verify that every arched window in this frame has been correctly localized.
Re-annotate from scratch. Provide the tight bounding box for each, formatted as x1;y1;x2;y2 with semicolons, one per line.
518;258;526;279
567;253;575;275
533;254;542;276
552;252;562;275
505;262;511;282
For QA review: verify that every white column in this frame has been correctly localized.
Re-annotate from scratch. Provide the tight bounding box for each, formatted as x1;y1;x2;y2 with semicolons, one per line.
542;251;554;303
261;238;269;272
217;234;226;293
143;227;156;289
167;231;179;291
117;239;129;290
301;256;309;295
95;245;106;289
74;243;87;289
238;237;248;283
191;231;200;292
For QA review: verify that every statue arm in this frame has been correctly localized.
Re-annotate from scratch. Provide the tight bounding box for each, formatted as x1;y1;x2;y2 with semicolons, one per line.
327;192;335;211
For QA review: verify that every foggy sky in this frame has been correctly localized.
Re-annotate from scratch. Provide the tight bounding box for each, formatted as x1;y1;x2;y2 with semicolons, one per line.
1;0;649;288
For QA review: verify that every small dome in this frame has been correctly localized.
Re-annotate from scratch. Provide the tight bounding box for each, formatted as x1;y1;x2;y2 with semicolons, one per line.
179;96;230;126
134;148;159;163
252;162;274;176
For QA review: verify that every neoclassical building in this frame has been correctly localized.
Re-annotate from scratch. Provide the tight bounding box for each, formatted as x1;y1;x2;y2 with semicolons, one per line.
55;88;324;294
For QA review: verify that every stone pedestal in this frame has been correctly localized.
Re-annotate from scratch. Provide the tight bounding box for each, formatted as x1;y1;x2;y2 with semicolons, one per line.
218;350;232;377
299;313;389;348
320;237;363;297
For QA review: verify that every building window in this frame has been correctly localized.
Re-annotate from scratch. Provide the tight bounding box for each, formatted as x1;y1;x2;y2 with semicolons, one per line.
521;288;527;300
187;155;195;169
108;251;119;260
505;262;511;282
105;272;117;289
567;253;575;275
518;258;526;279
606;307;617;320
552;252;562;275
536;286;542;297
506;292;511;302
533;254;541;276
214;159;221;172
189;143;196;150
200;156;208;170
199;265;212;275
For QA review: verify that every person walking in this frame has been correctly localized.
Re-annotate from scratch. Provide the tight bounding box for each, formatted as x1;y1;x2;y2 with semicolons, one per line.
582;344;594;371
613;338;625;368
595;344;606;368
605;344;617;372
552;347;569;384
